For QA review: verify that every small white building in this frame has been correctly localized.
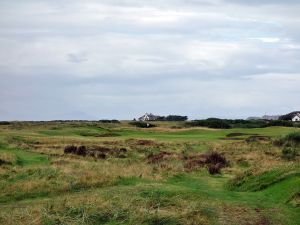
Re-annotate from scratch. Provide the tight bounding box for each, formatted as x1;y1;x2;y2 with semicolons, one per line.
279;111;300;121
292;114;300;122
138;113;159;121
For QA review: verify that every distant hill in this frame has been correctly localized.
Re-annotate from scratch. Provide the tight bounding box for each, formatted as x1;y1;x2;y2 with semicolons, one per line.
247;115;280;121
262;115;281;121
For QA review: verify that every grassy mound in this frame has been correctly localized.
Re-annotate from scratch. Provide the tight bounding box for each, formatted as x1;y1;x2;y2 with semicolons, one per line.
227;167;300;192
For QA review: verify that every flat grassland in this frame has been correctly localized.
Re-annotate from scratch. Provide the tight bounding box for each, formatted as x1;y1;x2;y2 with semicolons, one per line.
0;121;299;225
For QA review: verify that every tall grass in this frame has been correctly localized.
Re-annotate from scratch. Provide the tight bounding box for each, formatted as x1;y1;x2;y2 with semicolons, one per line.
226;166;300;192
275;131;300;147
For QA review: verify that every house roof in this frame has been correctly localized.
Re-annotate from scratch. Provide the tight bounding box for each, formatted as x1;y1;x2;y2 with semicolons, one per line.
279;111;300;120
138;113;159;120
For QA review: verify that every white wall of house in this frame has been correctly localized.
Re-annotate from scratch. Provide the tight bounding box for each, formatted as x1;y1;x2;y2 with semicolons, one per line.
139;113;158;121
292;115;300;122
139;115;150;121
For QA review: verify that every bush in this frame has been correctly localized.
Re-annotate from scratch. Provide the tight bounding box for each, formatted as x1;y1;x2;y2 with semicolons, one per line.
186;119;299;129
64;145;77;154
157;115;188;121
230;120;266;128
0;121;10;125
96;152;107;159
186;119;231;129
283;132;300;146
205;152;228;166
207;119;231;129
274;132;300;160
208;164;222;175
0;159;7;165
205;152;228;175
129;121;156;128
282;147;297;160
274;132;300;147
99;119;120;123
266;120;294;127
76;146;87;156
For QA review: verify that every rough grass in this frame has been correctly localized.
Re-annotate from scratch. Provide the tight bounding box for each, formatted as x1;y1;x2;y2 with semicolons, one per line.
0;152;17;165
226;166;300;192
275;131;300;147
0;122;299;225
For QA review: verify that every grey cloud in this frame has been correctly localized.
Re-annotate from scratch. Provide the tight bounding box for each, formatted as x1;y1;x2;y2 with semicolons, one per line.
223;0;300;5
0;0;300;120
67;53;88;63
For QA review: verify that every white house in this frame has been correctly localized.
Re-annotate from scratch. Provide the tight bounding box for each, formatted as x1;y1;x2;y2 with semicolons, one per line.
279;111;300;121
138;113;160;121
292;114;300;122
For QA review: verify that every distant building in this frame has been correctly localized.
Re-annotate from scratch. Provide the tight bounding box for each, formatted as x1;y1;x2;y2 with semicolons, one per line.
279;111;300;121
247;117;262;120
138;113;160;121
262;115;280;121
292;114;300;122
247;115;280;121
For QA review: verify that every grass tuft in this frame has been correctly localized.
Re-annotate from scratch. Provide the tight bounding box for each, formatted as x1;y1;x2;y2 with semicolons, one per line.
226;167;300;192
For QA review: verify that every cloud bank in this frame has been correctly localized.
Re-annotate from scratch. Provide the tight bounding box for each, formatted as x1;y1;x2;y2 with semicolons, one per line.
0;0;299;120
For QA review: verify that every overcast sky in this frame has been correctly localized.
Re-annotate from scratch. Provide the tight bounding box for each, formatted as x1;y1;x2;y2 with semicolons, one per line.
1;0;300;120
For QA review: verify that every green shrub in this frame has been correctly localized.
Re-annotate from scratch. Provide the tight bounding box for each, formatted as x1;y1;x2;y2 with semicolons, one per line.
0;121;10;125
186;119;299;129
157;115;188;121
275;132;300;147
186;119;231;129
282;147;297;160
274;132;300;159
284;132;300;146
98;119;120;123
266;120;294;127
129;121;156;128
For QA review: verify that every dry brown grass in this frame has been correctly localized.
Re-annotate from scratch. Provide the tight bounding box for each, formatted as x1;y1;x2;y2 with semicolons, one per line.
0;152;17;164
210;141;291;174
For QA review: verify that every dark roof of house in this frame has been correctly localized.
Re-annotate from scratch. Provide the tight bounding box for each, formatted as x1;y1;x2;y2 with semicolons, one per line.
279;111;300;120
138;113;159;120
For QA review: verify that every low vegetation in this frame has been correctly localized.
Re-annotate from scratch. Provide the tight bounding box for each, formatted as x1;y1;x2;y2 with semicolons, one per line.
186;118;231;129
275;131;300;147
0;121;299;224
227;166;300;192
129;121;156;128
274;132;300;160
156;115;188;121
186;118;300;129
